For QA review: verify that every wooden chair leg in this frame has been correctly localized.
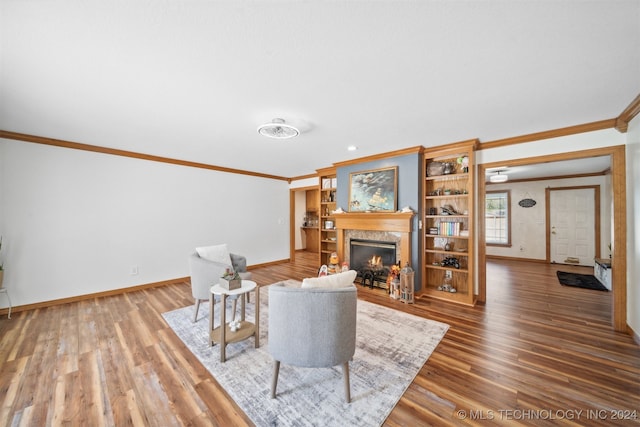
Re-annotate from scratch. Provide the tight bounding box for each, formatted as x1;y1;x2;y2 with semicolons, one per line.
271;361;280;398
231;299;237;321
192;299;201;323
342;362;351;403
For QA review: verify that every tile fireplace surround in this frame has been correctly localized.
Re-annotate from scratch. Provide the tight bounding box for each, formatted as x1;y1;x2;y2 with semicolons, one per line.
333;212;414;269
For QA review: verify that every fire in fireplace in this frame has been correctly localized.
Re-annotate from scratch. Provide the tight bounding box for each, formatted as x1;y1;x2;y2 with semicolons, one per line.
350;239;397;288
368;255;382;269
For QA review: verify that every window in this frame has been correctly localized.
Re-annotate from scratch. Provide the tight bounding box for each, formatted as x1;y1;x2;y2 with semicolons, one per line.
485;191;511;246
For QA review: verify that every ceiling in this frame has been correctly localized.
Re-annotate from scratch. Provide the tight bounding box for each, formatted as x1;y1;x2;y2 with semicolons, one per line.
1;1;639;179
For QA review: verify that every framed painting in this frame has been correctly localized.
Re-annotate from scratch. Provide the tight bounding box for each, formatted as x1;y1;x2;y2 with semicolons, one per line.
348;166;398;212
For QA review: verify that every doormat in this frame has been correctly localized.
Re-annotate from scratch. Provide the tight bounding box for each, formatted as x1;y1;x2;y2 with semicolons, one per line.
556;271;608;291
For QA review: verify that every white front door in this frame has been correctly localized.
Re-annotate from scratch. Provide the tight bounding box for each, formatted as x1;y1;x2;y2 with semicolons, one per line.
549;188;596;266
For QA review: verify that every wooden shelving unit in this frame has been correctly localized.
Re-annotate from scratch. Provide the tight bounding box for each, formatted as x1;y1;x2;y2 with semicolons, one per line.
421;140;477;306
317;167;337;266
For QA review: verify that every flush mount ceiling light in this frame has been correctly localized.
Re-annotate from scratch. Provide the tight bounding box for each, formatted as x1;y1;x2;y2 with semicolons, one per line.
489;170;509;183
257;118;299;139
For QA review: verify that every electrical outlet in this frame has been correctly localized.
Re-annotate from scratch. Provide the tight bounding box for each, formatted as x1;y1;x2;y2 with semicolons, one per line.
130;265;139;275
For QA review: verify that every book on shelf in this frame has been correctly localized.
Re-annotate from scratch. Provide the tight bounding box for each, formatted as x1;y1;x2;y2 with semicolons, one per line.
438;221;462;236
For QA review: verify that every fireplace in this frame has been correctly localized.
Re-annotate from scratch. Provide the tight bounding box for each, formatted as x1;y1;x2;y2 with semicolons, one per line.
333;211;415;290
350;239;397;289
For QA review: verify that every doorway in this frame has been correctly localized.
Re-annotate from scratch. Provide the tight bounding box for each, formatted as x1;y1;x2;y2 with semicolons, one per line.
478;145;627;332
547;186;599;266
289;185;319;263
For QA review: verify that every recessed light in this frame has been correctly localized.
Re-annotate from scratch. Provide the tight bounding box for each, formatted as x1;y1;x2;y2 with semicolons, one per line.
347;145;358;151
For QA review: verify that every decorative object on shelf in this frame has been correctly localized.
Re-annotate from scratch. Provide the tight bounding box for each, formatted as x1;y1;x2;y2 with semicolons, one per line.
399;263;415;304
220;268;241;290
438;270;457;293
399;206;414;213
257;118;299;139
348;166;398;212
333;207;345;214
441;256;460;269
441;205;458;215
457;156;469;173
427;161;445;176
442;162;455;175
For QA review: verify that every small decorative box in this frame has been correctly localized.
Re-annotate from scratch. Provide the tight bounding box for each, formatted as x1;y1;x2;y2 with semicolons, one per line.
220;278;241;290
427;161;444;177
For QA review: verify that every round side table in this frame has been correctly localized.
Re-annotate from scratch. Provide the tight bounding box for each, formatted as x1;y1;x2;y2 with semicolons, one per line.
209;280;259;362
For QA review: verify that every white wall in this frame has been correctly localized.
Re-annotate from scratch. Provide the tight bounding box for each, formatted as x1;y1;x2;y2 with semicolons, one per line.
486;175;611;261
626;115;640;337
290;177;317;189
0;139;290;307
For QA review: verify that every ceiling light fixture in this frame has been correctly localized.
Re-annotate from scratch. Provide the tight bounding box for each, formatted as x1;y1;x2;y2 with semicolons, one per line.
257;118;299;139
489;170;508;183
347;145;358;151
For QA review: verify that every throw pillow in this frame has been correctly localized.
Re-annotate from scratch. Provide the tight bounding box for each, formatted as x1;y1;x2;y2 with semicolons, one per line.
301;270;357;289
196;244;232;266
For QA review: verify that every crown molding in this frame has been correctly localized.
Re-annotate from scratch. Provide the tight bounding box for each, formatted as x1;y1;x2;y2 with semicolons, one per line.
332;146;424;169
615;93;640;132
478;119;617;150
0;130;290;182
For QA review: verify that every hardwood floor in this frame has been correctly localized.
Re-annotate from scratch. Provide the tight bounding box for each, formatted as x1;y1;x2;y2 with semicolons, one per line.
0;252;638;426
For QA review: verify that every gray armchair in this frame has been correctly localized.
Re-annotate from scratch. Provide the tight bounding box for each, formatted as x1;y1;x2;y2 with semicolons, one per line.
189;251;252;322
268;283;357;403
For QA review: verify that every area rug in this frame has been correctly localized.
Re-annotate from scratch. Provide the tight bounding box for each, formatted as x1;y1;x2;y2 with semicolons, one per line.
162;281;449;427
556;271;608;291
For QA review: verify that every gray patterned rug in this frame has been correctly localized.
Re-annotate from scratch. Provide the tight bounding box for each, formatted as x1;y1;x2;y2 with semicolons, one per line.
162;282;449;426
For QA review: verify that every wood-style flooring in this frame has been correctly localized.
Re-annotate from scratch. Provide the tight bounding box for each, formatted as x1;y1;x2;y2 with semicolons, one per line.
0;252;638;426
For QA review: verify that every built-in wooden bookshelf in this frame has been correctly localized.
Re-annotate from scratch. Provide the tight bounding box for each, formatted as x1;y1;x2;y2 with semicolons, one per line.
317;167;337;266
421;140;477;305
